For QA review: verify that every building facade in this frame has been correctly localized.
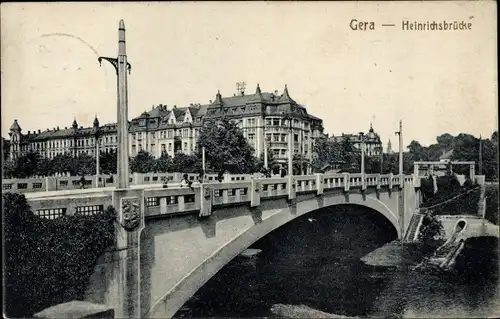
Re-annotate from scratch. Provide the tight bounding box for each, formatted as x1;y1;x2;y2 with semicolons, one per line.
7;84;324;172
329;124;383;157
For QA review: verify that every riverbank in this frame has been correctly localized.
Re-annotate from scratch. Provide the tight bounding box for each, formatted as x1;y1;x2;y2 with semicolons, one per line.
270;304;359;318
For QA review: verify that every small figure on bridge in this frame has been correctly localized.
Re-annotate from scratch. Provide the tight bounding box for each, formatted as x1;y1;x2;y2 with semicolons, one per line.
79;175;86;189
217;170;224;183
163;177;169;189
181;174;194;190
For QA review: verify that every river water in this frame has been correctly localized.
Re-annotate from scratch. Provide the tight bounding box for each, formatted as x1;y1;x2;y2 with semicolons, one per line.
175;206;500;318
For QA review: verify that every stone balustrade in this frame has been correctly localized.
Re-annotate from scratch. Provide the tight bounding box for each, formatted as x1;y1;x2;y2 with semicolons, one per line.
21;173;417;219
1;172;259;194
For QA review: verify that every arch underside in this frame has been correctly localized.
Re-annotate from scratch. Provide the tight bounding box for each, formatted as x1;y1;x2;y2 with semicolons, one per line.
144;192;400;318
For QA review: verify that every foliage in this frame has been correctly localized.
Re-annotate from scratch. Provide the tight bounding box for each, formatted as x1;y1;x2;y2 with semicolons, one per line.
3;192;116;318
196;118;257;173
255;151;280;176
75;153;97;175
485;184;499;225
130;150;156;173
99;149;117;175
50;152;79;175
407;131;498;181
170;152;202;173
154;152;173;172
421;174;480;215
293;154;309;175
417;212;444;252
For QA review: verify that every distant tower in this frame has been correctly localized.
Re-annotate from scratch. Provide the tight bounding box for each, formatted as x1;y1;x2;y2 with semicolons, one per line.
387;139;393;154
8;119;22;160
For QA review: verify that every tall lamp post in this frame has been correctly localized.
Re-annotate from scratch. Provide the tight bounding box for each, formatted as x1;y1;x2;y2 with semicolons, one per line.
98;20;132;189
395;120;404;240
282;113;293;176
95;134;101;188
359;132;365;176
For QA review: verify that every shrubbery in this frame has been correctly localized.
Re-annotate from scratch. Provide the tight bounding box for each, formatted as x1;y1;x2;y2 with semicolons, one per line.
420;174;480;215
3;192;116;318
417;212;444;254
485;185;499;225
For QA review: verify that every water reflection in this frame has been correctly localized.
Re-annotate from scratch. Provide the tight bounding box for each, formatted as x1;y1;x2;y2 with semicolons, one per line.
176;206;499;318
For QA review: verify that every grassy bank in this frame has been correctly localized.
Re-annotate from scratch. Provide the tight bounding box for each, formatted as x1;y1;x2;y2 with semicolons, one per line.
485;184;499;225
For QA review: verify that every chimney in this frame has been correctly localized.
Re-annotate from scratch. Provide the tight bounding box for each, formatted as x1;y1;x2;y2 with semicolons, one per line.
209;100;212;103
174;105;177;109
65;127;68;130
27;130;30;135
57;126;60;131
38;129;41;134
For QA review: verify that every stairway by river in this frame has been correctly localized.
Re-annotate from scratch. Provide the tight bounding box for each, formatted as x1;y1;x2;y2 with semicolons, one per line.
404;214;423;242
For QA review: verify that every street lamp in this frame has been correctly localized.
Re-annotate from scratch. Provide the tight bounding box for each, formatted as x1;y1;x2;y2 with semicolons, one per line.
282;113;293;176
98;20;132;189
95;133;101;188
358;132;365;176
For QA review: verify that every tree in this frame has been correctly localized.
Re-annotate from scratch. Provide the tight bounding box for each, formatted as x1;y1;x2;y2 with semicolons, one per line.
170;153;201;173
154;152;173;173
2;159;16;178
130;150;156;173
255;151;279;176
311;137;342;172
418;212;444;253
196;118;256;173
37;157;53;176
75;153;96;176
99;149;117;175
293;154;308;175
51;153;76;175
14;151;42;178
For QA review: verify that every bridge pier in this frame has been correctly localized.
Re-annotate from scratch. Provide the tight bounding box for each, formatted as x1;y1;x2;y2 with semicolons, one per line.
112;189;145;318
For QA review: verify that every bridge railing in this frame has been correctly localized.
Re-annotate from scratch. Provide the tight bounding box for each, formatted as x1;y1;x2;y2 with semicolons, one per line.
19;173;420;220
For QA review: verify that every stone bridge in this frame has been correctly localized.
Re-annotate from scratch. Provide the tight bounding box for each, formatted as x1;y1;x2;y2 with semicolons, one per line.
23;172;425;318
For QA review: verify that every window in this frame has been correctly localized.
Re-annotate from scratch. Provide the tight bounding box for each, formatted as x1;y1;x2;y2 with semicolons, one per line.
151;132;155;139
132;134;136;141
36;208;66;219
184;142;187;151
161;144;166;152
146;197;159;207
75;205;104;216
168;130;173;138
168;143;172;151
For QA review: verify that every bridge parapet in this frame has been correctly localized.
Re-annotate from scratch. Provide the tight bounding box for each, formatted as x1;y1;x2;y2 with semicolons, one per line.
20;173;417;220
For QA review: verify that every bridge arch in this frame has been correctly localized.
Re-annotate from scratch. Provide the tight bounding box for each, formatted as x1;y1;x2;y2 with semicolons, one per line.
144;192;400;318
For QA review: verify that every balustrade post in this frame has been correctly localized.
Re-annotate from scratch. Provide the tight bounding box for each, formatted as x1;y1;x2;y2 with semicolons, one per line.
343;173;350;192
376;174;381;190
199;183;213;217
287;175;296;201
250;179;261;207
315;173;323;196
389;173;394;189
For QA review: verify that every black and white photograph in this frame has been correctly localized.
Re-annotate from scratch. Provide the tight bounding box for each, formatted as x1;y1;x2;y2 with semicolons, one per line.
1;1;498;318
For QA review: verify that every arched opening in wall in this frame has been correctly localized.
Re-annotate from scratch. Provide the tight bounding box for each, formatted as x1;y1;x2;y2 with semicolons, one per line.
173;204;398;318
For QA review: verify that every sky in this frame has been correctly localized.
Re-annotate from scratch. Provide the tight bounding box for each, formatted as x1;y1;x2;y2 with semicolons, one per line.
1;1;497;147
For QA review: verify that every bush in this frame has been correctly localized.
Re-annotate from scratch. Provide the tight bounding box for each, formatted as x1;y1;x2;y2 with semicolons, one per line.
3;193;116;318
417;212;444;254
485;185;499;225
